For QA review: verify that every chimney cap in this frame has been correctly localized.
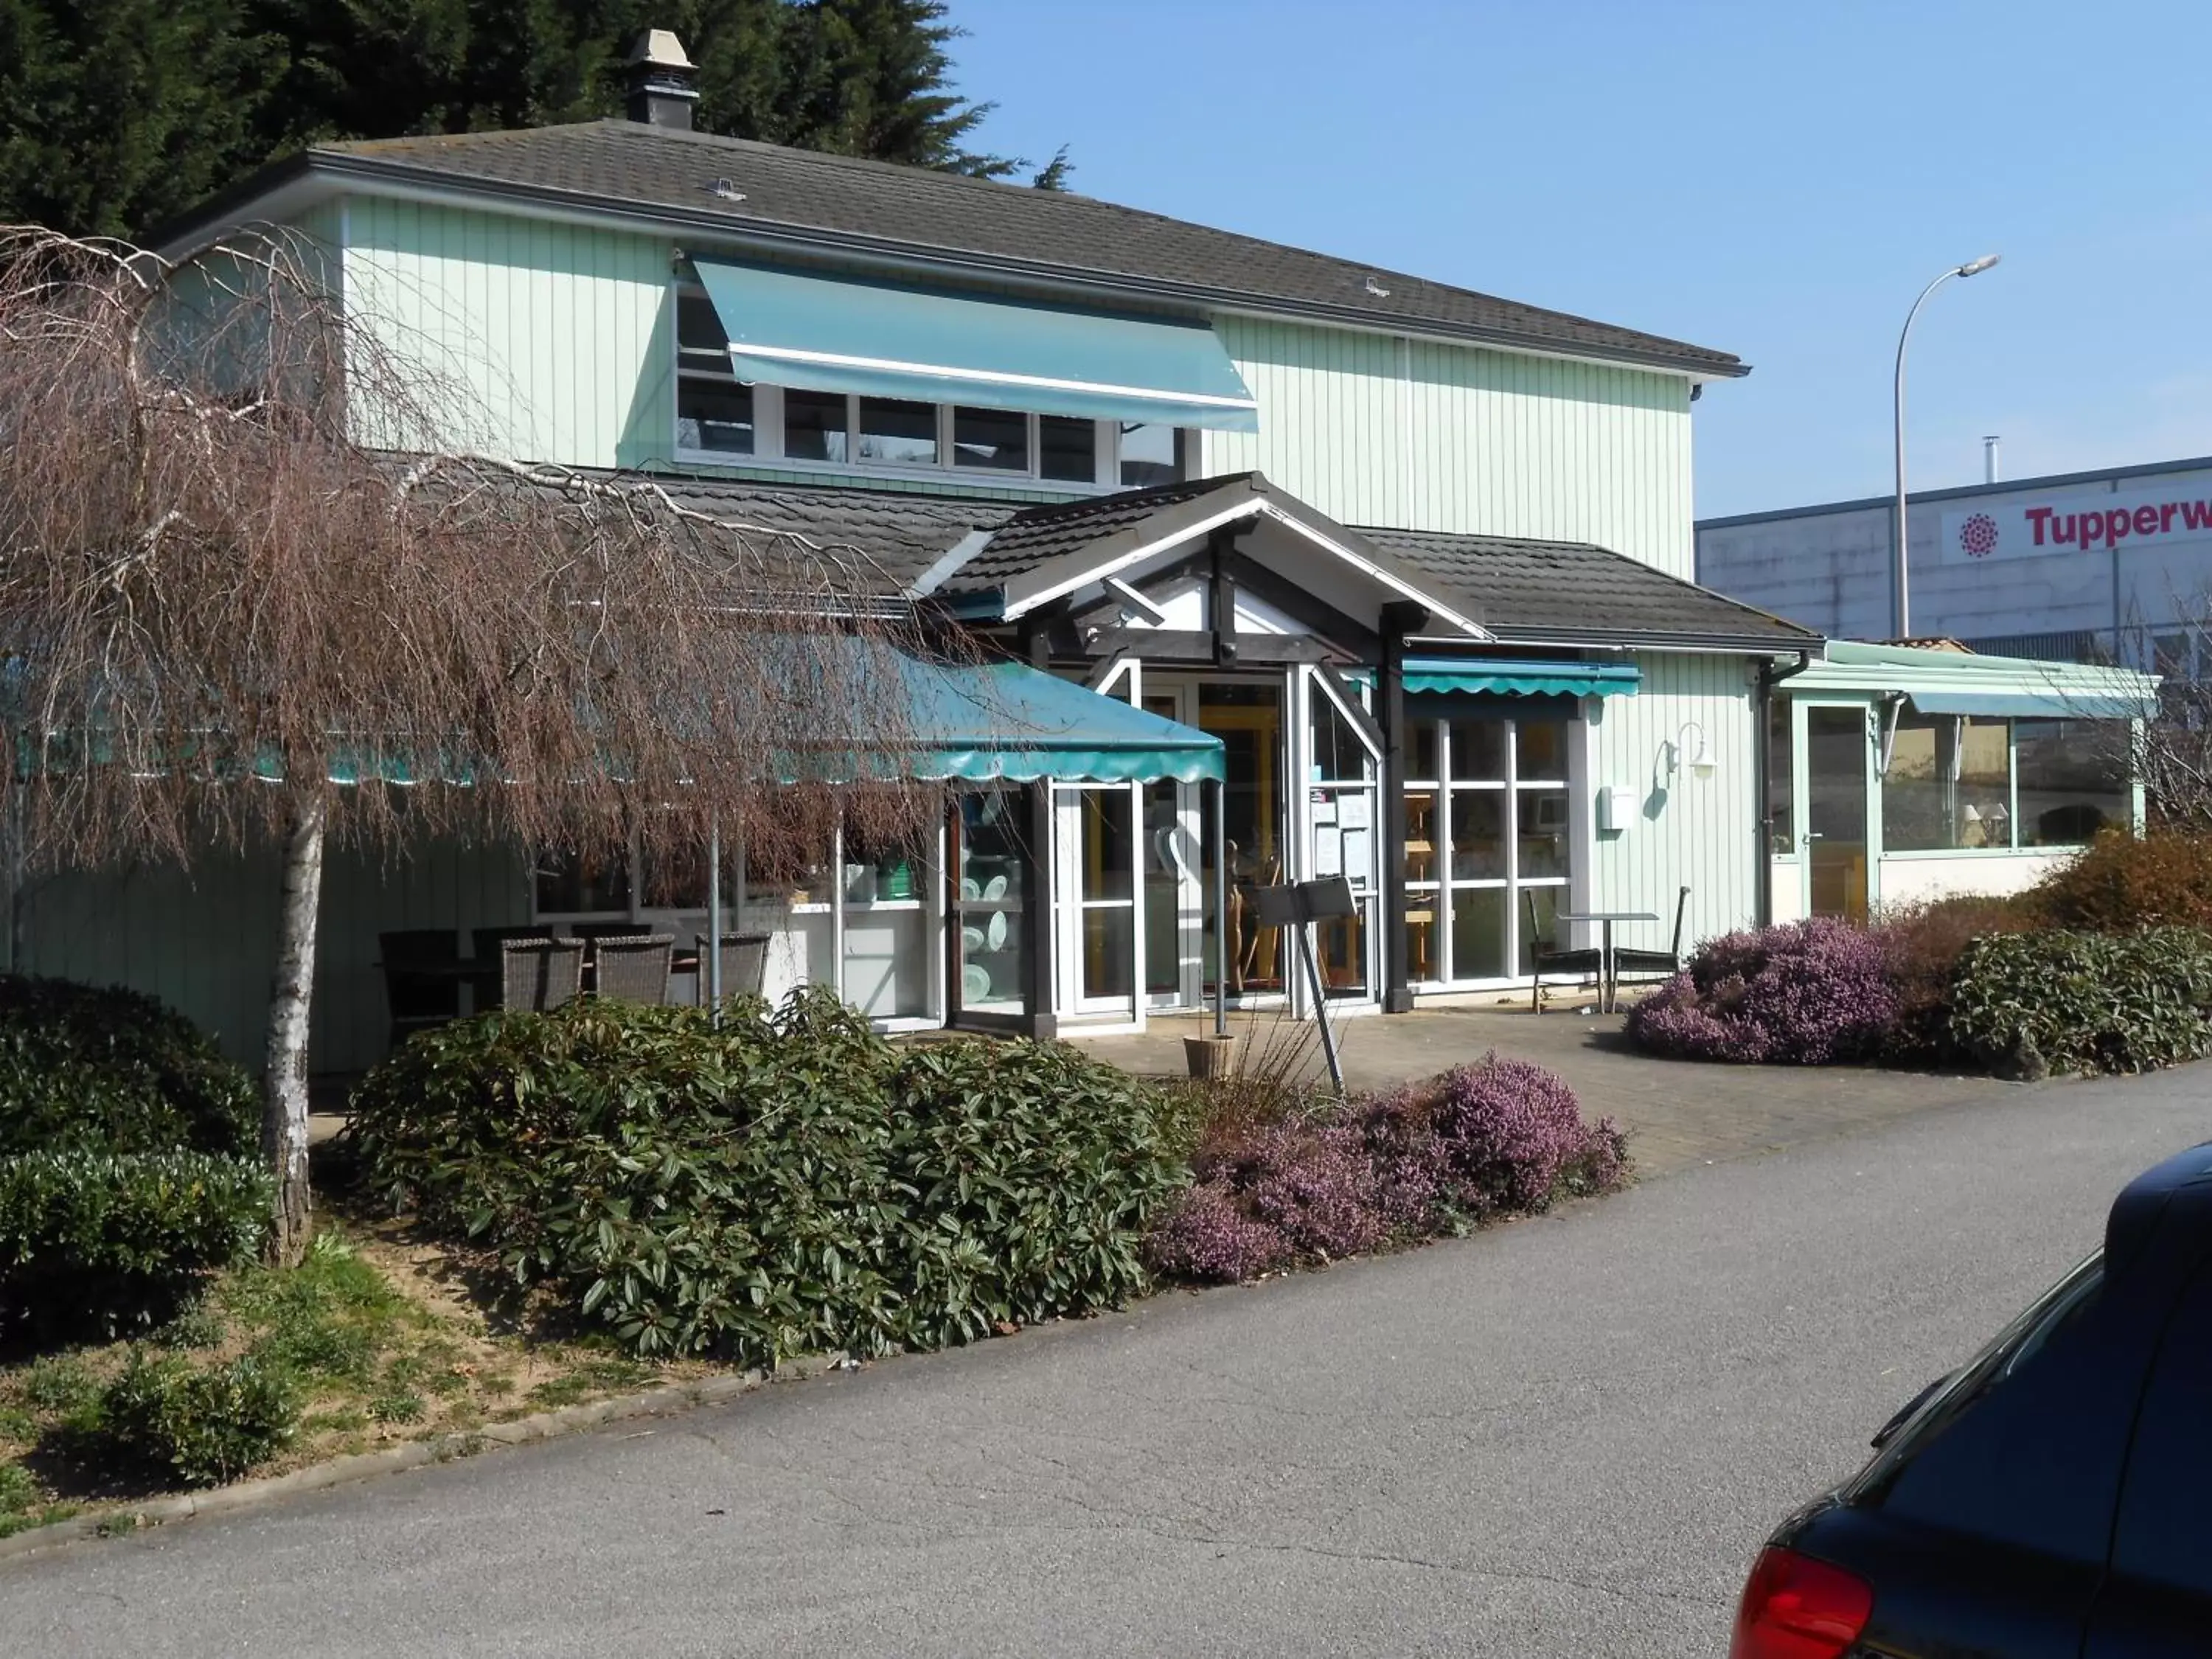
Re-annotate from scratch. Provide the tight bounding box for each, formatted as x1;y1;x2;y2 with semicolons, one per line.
625;29;696;71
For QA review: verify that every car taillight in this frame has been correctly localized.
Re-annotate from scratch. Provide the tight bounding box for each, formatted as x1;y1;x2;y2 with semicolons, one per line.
1729;1545;1874;1659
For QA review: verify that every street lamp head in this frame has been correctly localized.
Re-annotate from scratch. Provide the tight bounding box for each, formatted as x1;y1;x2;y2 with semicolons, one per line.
1958;254;2002;277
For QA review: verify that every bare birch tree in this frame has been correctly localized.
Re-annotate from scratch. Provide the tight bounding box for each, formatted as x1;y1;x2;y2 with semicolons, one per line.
0;227;945;1265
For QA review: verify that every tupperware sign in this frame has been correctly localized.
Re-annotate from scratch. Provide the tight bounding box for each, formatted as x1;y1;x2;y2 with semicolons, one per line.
1942;481;2212;565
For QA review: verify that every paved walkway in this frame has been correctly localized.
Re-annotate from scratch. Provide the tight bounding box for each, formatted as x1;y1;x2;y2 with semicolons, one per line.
1072;1004;2022;1178
16;1063;2202;1656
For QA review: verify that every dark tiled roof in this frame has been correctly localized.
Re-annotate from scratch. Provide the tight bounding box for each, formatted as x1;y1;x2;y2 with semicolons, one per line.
948;476;1231;590
189;121;1741;379
627;473;1015;593
1354;527;1820;647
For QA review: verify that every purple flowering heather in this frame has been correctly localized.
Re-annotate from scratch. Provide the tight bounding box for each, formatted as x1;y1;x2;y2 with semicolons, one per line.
1433;1053;1607;1215
1346;1086;1450;1232
1246;1119;1386;1259
1144;1055;1630;1284
1626;918;1897;1065
1144;1180;1292;1282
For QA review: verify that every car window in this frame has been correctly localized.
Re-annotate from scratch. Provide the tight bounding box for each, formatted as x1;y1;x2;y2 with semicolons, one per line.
2109;1259;2212;1596
1865;1253;2135;1564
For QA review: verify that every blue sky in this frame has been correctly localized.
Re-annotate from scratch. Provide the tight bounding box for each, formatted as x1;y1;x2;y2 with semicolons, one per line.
950;0;2212;518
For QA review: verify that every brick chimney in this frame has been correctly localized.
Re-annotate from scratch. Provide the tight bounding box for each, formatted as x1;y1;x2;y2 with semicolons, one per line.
624;30;700;130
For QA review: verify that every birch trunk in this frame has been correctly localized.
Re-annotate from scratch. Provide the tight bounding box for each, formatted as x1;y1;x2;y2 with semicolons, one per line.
262;794;326;1267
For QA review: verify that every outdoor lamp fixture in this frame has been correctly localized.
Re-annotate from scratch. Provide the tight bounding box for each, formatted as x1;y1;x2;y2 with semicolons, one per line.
1668;721;1717;780
1893;254;2003;639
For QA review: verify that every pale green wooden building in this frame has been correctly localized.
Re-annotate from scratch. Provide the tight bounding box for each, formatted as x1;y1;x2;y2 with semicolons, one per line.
5;35;2151;1072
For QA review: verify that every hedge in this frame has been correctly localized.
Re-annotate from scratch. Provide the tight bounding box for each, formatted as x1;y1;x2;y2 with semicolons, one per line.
346;990;1184;1364
0;1150;273;1336
0;975;257;1158
1948;928;2212;1077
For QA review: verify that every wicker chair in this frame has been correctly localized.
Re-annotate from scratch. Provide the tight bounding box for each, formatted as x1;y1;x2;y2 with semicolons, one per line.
592;933;674;1005
1526;890;1604;1014
499;938;584;1012
694;932;771;1005
471;925;554;1012
379;929;461;1051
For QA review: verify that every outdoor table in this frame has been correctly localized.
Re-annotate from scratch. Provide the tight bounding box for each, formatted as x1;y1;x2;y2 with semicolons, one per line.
1557;910;1658;1013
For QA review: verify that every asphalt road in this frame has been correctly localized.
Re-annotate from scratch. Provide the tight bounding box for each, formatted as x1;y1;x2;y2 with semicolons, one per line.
7;1069;2208;1658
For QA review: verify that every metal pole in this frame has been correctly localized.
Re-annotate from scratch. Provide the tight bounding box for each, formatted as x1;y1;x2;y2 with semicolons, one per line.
1893;256;2000;641
706;810;723;1024
1211;776;1228;1038
1295;922;1344;1096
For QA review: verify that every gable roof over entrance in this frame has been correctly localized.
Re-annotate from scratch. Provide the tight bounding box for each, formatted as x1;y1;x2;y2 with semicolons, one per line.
915;473;1818;654
944;474;1489;639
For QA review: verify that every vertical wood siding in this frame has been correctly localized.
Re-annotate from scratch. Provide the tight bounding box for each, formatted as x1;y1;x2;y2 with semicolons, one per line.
10;832;529;1074
1585;654;1758;953
344;196;675;467
1202;316;1697;579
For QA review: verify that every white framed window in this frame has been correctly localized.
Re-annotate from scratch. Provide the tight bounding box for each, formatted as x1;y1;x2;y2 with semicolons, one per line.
1401;713;1576;987
672;282;1188;490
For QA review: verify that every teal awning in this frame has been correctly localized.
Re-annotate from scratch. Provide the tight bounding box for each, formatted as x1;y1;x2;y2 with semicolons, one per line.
1350;658;1641;698
1907;689;2150;721
11;654;1224;789
691;259;1260;433
895;658;1222;784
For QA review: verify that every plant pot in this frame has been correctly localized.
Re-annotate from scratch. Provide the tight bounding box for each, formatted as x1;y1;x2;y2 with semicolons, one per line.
1183;1034;1236;1081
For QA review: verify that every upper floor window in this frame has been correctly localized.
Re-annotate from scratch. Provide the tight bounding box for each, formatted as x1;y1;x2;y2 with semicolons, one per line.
675;287;1189;489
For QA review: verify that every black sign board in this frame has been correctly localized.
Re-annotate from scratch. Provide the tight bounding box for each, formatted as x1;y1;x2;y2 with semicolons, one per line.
1251;876;1358;929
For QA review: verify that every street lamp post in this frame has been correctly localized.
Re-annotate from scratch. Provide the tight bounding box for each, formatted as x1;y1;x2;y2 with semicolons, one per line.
1893;254;2001;639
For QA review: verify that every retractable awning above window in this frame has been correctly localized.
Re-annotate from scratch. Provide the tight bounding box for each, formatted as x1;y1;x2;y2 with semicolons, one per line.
1906;689;2152;721
689;258;1260;432
1350;658;1641;698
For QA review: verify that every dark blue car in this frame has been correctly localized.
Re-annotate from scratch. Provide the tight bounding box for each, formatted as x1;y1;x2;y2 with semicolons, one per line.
1731;1140;2212;1659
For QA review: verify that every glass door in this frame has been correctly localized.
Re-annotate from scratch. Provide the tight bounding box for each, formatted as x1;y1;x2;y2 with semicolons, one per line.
1052;783;1138;1018
1307;669;1380;1002
1798;701;1874;922
1197;683;1286;999
950;790;1029;1018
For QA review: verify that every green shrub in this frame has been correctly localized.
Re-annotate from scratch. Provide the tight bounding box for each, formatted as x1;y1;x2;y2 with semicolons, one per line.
1948;928;2212;1076
2028;831;2212;932
96;1349;298;1488
0;1150;272;1337
1875;896;2037;1065
889;1040;1184;1346
0;976;256;1158
0;1458;34;1514
18;1354;98;1413
347;990;1180;1365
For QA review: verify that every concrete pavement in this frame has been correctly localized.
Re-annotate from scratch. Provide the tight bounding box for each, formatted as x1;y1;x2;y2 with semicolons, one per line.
1076;1005;2014;1178
4;1065;2206;1657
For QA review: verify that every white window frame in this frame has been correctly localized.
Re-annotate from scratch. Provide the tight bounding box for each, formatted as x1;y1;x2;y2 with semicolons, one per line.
672;281;1180;493
1406;712;1577;988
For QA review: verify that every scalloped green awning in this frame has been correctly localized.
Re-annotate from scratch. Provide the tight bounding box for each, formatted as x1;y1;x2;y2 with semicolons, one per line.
11;655;1225;789
886;657;1223;785
1349;658;1641;698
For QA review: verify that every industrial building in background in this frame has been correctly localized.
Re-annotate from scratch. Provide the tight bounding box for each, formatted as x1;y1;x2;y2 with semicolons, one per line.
1697;452;2212;679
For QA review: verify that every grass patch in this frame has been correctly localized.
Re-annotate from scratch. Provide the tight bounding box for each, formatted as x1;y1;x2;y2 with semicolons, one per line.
0;1216;705;1520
